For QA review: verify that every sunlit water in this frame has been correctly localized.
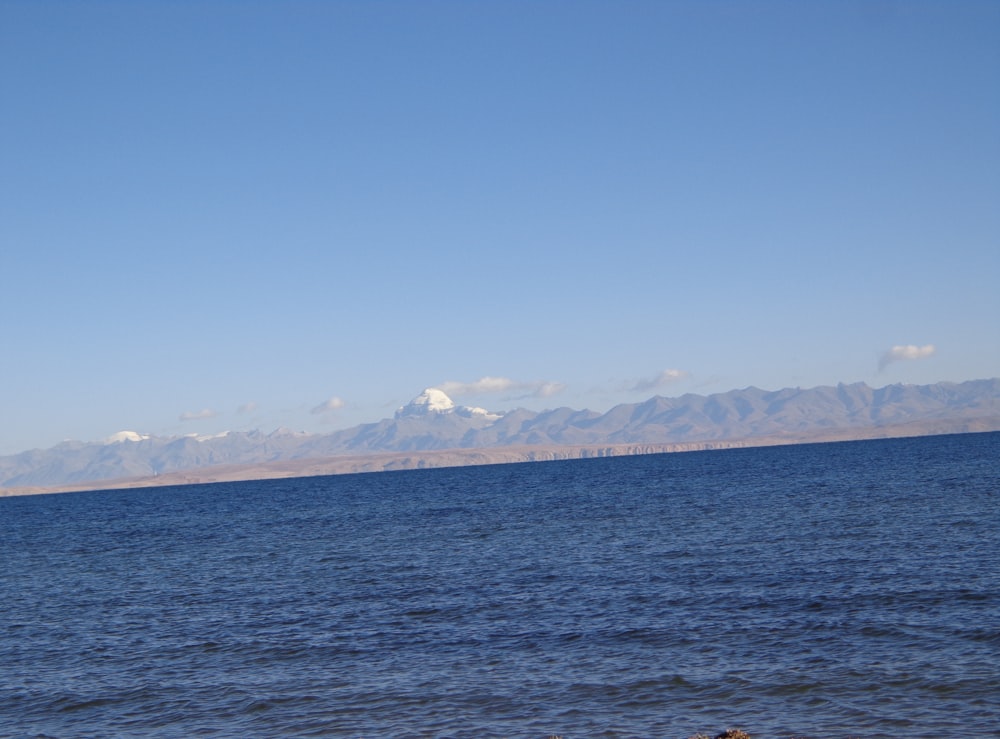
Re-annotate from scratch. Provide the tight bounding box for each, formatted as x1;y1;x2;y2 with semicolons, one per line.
2;432;998;738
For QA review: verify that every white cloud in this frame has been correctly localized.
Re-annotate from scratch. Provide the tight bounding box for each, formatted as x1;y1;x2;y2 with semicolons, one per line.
236;402;258;415
438;376;566;400
311;396;346;415
878;344;936;371
627;368;689;392
179;409;218;422
533;381;567;398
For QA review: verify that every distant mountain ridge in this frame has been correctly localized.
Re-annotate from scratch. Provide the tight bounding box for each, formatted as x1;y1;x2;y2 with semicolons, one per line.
2;379;998;491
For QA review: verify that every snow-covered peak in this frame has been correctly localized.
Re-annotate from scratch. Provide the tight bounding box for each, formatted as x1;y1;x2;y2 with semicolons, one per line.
395;388;505;421
395;388;456;418
184;431;231;442
104;430;149;444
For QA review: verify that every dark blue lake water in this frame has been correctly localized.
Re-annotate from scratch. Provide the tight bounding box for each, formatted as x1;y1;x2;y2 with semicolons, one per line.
1;433;998;738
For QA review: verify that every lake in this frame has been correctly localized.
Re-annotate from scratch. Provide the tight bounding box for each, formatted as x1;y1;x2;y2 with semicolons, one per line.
1;432;997;738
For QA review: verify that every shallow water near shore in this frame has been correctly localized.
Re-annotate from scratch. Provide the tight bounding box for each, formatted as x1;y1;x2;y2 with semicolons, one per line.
1;432;998;738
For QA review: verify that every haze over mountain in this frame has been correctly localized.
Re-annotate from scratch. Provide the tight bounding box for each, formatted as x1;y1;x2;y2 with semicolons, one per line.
2;379;997;494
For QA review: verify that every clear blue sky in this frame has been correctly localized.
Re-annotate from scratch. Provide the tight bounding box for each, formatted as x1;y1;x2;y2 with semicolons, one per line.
2;0;998;454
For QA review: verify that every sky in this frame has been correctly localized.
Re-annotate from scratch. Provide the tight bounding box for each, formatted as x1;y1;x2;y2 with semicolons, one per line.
1;0;998;455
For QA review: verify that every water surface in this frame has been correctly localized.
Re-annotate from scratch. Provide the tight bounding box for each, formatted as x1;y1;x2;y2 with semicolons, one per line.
1;432;997;737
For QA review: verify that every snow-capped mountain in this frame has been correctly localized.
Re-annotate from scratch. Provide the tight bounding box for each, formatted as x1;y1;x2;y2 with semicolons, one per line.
395;388;456;417
104;431;150;444
395;388;502;420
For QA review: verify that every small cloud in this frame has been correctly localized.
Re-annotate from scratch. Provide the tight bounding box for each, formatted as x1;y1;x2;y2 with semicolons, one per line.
878;344;936;371
179;409;218;422
236;402;258;415
311;396;346;415
533;381;567;398
438;376;565;400
627;368;689;393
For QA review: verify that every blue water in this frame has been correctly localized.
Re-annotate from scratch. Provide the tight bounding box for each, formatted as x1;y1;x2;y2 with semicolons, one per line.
1;433;998;738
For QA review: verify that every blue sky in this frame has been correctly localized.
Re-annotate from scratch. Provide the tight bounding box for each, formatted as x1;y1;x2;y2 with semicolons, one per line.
2;1;998;454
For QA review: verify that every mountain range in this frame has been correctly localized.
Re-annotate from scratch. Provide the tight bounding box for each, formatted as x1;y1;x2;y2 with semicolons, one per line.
2;379;998;494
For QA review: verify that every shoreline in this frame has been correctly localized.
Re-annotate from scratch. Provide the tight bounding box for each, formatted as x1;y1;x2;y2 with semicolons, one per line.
3;422;997;498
